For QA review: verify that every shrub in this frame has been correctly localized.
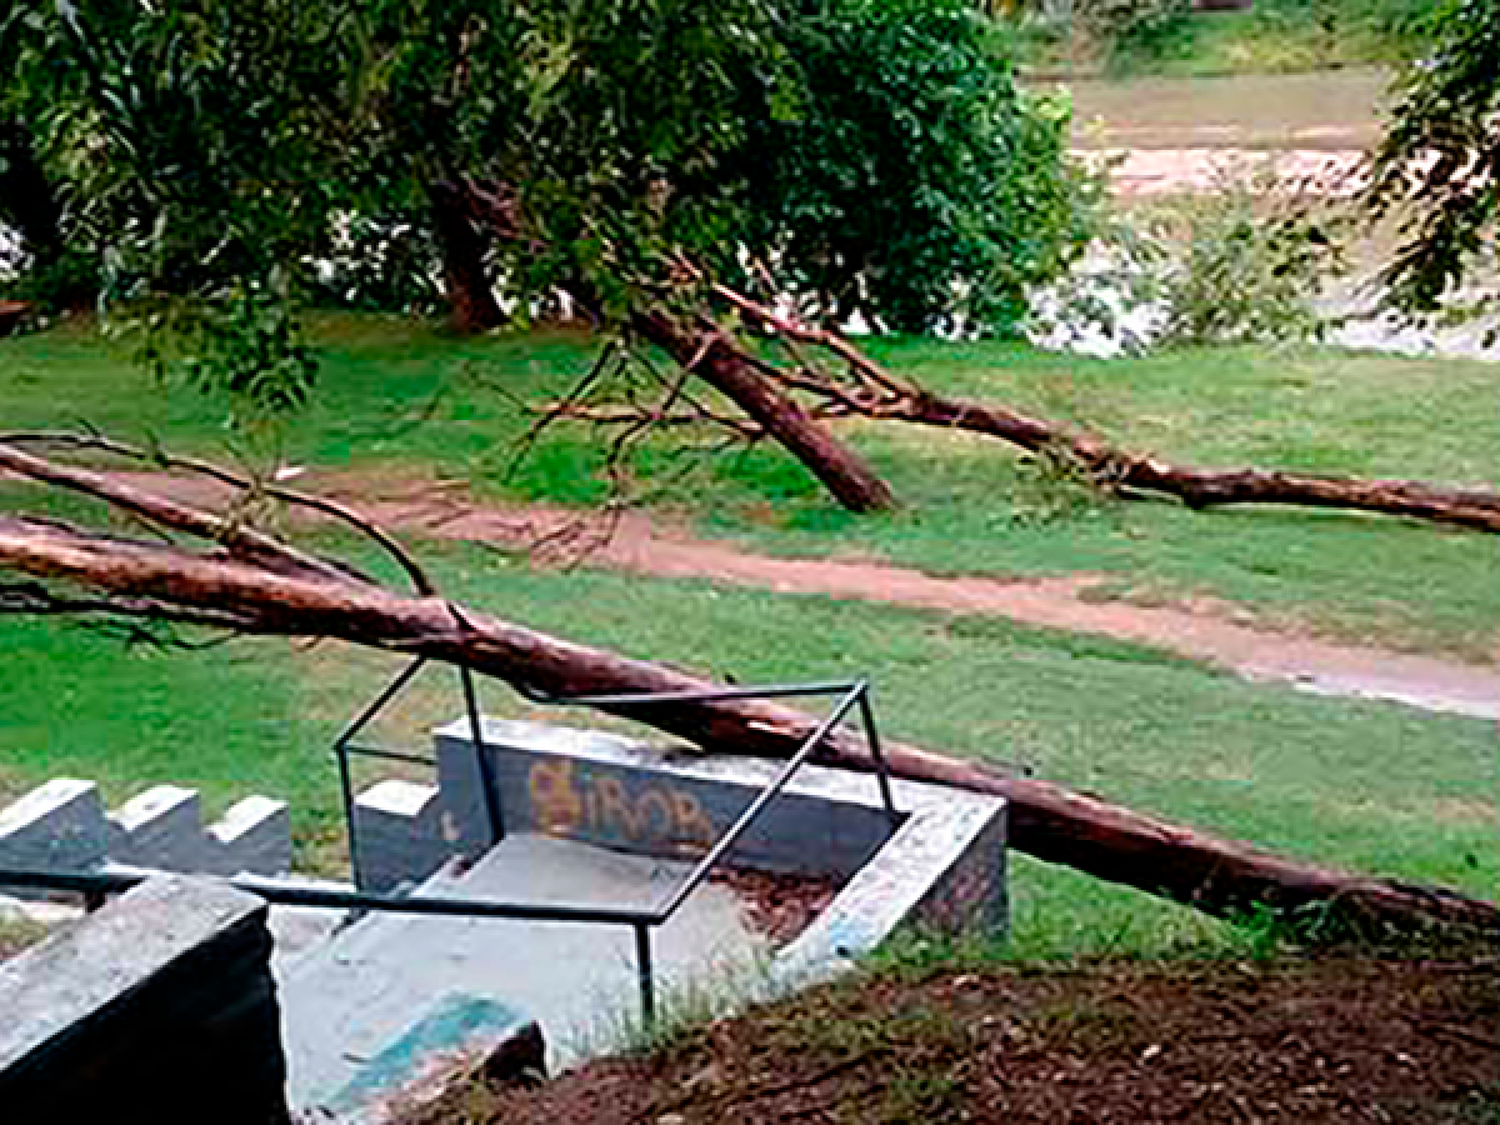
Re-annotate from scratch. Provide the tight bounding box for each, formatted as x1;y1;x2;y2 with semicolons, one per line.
1028;161;1350;353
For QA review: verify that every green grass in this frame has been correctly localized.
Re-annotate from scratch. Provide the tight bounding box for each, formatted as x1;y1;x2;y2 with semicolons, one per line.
3;317;1498;951
1025;2;1418;79
0;618;348;868
5;321;1500;658
2;536;1494;953
1110;9;1396;78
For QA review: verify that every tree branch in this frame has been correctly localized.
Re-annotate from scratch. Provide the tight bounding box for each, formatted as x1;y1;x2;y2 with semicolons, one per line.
0;432;435;593
0;472;1495;942
711;284;1500;535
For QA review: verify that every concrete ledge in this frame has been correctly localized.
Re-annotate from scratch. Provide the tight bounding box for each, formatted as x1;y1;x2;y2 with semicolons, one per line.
774;794;1007;988
110;786;205;871
352;781;450;893
432;717;1008;981
0;781;291;880
211;796;292;877
435;719;905;879
0;779;108;871
0;875;291;1124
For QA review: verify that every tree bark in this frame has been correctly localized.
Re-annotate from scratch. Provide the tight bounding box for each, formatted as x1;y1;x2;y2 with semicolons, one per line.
712;287;1500;536
892;391;1500;534
430;180;506;334
0;498;1493;941
632;311;896;513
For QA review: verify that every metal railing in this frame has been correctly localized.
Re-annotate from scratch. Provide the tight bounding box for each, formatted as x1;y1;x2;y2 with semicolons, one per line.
3;669;900;1026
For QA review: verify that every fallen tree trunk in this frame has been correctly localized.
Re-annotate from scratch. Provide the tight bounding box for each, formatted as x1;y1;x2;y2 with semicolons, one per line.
0;470;1494;940
893;391;1500;534
631;312;895;514
452;180;895;515
715;286;1500;535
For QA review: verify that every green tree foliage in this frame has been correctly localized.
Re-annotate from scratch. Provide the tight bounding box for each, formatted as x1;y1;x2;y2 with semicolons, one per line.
736;1;1096;333
1368;0;1500;319
4;0;1091;342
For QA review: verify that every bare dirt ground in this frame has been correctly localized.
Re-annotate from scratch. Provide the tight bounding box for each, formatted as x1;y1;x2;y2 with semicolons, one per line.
301;471;1500;722
1067;70;1388;154
83;466;1500;721
405;956;1500;1124
1099;147;1362;197
1068;69;1377;197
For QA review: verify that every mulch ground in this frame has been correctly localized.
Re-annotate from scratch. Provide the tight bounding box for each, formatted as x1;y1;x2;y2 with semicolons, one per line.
405;956;1499;1124
710;866;841;948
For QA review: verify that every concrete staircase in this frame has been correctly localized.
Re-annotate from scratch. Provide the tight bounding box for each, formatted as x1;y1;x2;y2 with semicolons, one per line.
275;833;767;1120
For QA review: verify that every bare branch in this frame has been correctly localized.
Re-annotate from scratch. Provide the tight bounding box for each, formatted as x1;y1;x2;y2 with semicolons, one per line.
0;431;435;595
499;343;623;486
528;401;765;440
701;285;1500;533
0;438;361;584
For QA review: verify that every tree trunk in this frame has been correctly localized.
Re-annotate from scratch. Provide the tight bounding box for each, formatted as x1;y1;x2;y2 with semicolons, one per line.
0;119;63;262
899;391;1500;534
1;507;1493;941
709;289;1500;536
633;311;896;513
448;180;894;513
430;180;505;334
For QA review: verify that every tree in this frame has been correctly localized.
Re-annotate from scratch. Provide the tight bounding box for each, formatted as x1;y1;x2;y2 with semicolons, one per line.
2;0;355;305
1368;0;1500;319
1;435;1494;941
4;2;1088;485
0;3;90;308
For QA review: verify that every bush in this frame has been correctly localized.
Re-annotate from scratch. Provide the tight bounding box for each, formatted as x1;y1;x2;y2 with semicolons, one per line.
1079;0;1194;64
1150;165;1348;345
1028;162;1350;353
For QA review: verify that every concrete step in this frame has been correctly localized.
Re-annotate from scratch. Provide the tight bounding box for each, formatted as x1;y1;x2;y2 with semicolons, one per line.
277;833;767;1118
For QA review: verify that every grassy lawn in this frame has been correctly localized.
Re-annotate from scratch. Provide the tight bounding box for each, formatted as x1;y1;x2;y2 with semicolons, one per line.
1025;5;1407;80
1;533;1495;955
5;320;1500;658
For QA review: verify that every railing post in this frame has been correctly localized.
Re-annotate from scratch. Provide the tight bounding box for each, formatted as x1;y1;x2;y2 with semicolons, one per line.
857;683;901;831
460;664;505;846
332;656;428;891
335;737;364;891
634;922;656;1030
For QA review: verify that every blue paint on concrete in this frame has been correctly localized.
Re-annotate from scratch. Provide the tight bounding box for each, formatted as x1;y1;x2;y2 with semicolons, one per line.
327;992;524;1114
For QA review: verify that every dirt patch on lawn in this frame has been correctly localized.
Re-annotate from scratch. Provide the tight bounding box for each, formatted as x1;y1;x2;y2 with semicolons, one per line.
63;467;1500;720
406;956;1500;1124
308;471;1500;721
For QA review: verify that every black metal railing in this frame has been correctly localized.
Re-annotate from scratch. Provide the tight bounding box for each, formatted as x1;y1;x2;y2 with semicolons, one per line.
3;670;900;1026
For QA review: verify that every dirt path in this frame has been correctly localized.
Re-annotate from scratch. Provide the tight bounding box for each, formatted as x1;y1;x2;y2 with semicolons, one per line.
283;472;1500;722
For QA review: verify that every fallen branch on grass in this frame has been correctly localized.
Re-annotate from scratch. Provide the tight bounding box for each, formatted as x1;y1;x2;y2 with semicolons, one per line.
614;281;1500;535
1;438;1496;942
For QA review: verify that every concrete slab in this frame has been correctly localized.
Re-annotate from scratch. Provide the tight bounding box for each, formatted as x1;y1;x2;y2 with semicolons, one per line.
278;833;768;1113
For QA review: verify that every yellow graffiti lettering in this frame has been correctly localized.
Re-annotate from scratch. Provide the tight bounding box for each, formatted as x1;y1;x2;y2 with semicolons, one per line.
594;776;643;839
527;761;719;848
636;789;674;839
669;790;717;849
528;759;584;835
